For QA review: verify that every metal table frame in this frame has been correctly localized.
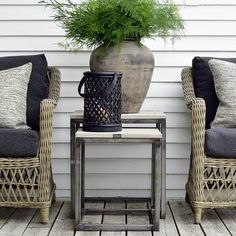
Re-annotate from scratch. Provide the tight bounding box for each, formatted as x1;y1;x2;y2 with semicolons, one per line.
70;111;167;221
74;129;162;231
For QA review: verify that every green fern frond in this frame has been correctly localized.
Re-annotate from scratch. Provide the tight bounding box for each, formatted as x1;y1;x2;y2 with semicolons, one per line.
40;0;184;49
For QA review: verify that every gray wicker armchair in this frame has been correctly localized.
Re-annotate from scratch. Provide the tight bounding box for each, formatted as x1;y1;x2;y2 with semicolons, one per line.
182;67;236;224
0;67;60;223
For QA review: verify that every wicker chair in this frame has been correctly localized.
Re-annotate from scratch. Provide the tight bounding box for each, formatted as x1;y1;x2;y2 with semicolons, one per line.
0;67;60;223
182;67;236;224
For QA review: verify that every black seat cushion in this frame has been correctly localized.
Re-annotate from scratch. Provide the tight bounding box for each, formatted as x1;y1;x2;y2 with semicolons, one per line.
205;128;236;158
0;54;48;131
0;128;39;157
192;57;236;129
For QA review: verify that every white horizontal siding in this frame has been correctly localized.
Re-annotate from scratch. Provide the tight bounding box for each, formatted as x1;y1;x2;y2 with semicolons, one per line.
57;67;184;82
2;0;236;5
53;174;187;190
2;21;236;36
1;1;235;198
3;51;236;67
53;112;191;128
3;36;236;51
55;97;188;113
56;189;186;198
59;82;184;98
52;158;190;174
1;5;236;20
51;143;191;159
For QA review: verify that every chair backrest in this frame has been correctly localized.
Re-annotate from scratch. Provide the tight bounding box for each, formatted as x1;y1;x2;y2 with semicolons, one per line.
188;56;236;129
0;54;49;131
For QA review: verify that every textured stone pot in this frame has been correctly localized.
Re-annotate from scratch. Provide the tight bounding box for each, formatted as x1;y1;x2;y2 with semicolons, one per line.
89;40;154;113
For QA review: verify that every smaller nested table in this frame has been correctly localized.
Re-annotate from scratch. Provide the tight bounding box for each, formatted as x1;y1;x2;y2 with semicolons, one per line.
74;128;162;231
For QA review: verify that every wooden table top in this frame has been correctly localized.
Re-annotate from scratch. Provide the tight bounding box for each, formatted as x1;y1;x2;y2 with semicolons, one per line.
76;128;162;139
71;110;166;120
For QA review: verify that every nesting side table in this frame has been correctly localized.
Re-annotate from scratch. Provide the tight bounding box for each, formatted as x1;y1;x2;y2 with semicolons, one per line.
74;128;162;231
70;110;167;223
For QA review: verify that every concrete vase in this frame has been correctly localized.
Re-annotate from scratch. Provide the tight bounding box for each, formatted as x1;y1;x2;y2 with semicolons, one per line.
90;40;154;113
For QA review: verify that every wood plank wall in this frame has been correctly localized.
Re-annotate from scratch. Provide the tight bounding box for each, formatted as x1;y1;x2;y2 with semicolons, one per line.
0;0;235;198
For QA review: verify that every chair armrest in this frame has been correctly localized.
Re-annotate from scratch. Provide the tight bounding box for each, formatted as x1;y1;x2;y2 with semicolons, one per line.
181;67;196;110
192;97;206;150
38;99;55;201
47;67;61;105
38;99;55;157
191;98;206;201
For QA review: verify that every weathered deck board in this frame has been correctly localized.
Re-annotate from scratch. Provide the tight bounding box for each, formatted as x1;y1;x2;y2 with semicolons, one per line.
101;202;126;236
0;208;36;236
153;203;179;236
48;202;74;236
200;208;231;236
23;201;63;236
75;202;104;236
0;200;235;235
216;208;236;236
0;208;15;229
169;201;204;236
127;202;151;236
101;231;126;236
82;202;104;224
75;232;100;236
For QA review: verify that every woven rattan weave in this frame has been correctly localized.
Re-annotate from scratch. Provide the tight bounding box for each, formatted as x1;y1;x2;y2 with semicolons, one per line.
182;67;236;224
0;67;60;223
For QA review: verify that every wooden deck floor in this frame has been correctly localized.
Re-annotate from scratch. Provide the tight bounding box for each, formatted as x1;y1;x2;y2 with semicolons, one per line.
0;200;236;236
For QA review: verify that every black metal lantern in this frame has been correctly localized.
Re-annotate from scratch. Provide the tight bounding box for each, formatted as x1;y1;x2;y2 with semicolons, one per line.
78;71;122;132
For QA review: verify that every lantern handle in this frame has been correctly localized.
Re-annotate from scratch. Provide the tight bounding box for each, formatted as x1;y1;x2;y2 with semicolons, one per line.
78;72;120;98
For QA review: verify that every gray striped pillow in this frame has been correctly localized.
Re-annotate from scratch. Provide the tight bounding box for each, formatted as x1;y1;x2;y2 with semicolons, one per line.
0;63;32;129
209;59;236;128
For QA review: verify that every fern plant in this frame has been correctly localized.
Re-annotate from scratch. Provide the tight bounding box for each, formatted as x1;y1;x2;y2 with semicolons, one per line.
41;0;184;49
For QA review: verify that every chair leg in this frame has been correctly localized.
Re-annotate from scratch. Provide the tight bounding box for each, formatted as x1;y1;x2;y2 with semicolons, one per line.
194;207;202;224
52;192;56;203
185;192;190;203
40;207;49;224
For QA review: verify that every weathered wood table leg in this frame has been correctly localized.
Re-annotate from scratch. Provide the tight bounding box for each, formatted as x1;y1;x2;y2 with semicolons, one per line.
151;143;156;208
70;119;75;217
74;139;82;227
81;143;85;209
160;119;166;219
153;141;161;230
71;120;80;218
